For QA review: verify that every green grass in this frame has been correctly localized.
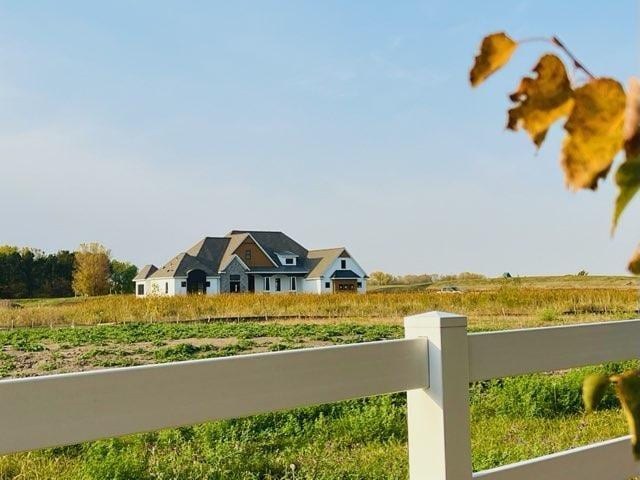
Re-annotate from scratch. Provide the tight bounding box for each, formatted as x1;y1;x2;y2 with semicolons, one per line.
0;320;635;479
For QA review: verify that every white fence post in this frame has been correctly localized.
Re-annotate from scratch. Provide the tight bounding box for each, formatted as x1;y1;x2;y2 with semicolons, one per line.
405;311;472;480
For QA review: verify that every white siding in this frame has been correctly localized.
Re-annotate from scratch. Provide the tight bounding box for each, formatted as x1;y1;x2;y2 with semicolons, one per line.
255;275;302;294
318;255;367;294
206;277;220;295
303;278;322;294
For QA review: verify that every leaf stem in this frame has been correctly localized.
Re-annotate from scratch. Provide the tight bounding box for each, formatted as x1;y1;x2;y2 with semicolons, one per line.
517;36;596;80
551;36;596;79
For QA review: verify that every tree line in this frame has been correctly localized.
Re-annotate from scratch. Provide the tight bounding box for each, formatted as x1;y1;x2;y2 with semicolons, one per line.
368;271;486;286
0;243;138;299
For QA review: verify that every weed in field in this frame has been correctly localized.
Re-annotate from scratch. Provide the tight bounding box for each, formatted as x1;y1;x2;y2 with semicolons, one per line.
537;307;559;322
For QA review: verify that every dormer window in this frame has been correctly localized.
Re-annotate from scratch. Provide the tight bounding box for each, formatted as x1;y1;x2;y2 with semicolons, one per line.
276;252;298;266
341;259;347;269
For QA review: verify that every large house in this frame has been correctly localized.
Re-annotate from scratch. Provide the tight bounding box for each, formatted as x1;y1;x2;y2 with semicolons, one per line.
133;230;367;297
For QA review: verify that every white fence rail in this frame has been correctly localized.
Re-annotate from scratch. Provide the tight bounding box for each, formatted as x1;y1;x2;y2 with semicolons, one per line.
0;311;638;479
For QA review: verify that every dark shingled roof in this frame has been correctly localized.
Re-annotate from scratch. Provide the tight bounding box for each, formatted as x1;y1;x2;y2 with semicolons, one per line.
147;231;362;279
186;237;230;272
228;230;307;266
133;264;158;281
330;269;362;279
150;253;217;278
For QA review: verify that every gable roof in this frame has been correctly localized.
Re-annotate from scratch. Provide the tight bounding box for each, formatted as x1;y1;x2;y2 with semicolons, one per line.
219;254;250;272
306;248;346;278
186;237;230;272
148;231;362;279
330;269;362;279
150;252;217;278
133;264;158;281
228;230;307;266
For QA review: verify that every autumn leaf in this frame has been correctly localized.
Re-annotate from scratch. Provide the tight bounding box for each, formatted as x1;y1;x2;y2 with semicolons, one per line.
561;78;626;190
582;373;610;413
613;78;640;232
628;246;640;274
507;54;574;147
470;33;517;87
612;370;640;458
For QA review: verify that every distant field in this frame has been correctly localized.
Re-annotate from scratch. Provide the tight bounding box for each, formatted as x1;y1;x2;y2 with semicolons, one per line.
369;274;638;292
1;275;638;330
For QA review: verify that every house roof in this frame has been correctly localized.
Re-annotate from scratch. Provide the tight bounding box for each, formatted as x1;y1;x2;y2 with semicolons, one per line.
228;230;308;266
219;254;250;272
330;269;362;279
306;248;346;278
133;264;158;281
147;231;361;280
150;252;217;278
186;237;230;272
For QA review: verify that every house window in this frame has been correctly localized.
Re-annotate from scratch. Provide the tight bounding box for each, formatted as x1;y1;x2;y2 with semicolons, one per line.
181;281;186;288
206;281;211;287
290;277;297;291
275;278;281;292
341;259;347;269
357;281;362;288
325;282;330;289
245;249;251;261
137;284;144;295
264;277;270;291
285;258;294;265
165;282;168;294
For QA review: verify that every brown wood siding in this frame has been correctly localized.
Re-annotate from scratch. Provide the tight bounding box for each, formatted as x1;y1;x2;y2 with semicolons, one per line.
339;250;351;258
233;238;274;268
333;279;357;293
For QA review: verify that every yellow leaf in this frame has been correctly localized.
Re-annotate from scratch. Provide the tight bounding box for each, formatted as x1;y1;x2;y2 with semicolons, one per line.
628;246;640;275
561;78;626;190
611;370;640;458
613;78;640;232
507;54;574;147
582;373;610;414
470;33;517;87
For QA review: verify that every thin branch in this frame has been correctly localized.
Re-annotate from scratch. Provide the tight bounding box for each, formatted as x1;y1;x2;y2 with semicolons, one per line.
551;36;596;80
516;35;596;80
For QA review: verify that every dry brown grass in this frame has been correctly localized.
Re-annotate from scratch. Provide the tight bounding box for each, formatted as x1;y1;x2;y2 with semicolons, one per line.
3;285;638;330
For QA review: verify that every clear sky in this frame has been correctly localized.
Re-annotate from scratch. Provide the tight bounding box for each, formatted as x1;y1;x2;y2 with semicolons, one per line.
0;1;638;276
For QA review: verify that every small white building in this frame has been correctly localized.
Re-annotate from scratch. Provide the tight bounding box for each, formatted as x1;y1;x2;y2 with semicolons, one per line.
134;230;367;297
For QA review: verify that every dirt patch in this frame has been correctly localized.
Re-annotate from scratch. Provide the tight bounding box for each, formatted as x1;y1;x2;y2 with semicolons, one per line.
0;335;352;379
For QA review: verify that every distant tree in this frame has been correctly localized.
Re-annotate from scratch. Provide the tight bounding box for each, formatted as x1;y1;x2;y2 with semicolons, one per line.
456;272;486;280
110;260;138;294
368;271;394;286
72;243;111;296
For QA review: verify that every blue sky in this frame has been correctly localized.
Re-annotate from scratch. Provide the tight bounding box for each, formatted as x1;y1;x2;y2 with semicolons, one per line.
0;1;638;275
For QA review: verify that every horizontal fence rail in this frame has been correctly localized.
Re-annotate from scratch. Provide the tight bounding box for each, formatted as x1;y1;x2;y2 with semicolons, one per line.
0;338;428;455
468;319;640;382
473;436;636;480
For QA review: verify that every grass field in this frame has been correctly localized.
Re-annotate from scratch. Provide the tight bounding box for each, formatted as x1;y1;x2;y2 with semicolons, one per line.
2;275;639;330
0;277;637;479
0;321;635;479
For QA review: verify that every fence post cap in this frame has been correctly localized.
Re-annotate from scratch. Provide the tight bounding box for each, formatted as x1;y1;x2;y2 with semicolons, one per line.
404;311;467;328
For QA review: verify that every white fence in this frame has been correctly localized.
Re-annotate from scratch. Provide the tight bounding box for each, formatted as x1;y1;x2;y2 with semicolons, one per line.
0;311;638;479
